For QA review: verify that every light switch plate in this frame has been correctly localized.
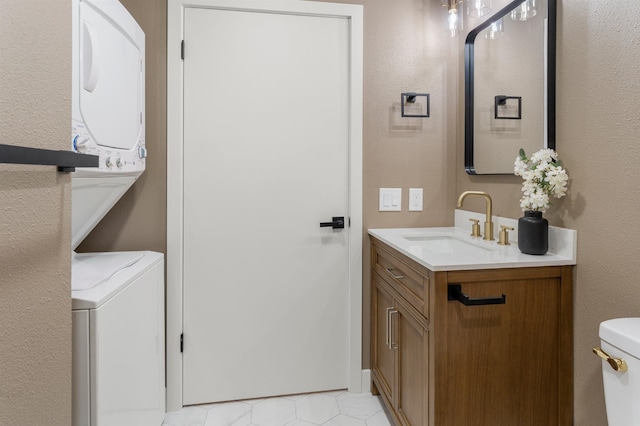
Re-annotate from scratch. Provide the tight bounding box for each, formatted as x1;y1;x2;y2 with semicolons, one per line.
379;188;402;211
409;188;423;211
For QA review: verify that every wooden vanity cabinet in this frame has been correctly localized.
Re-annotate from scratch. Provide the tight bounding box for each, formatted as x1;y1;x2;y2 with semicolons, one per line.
370;237;573;426
372;272;429;426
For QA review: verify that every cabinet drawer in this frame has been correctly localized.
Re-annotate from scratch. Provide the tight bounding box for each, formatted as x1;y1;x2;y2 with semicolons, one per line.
373;243;429;318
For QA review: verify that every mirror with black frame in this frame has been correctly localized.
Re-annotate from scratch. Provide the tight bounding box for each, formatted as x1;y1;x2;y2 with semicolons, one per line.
464;0;556;175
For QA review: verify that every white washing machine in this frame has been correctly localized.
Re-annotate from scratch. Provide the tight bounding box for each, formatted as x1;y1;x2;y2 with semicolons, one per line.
70;1;165;425
72;251;165;426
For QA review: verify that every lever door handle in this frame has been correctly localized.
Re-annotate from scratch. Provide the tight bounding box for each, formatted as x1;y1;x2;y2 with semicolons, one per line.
319;216;345;229
448;284;506;306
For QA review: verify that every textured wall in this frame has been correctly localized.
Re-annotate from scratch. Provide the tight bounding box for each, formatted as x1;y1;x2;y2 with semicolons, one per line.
457;1;640;424
336;0;457;368
0;0;72;424
559;1;640;423
79;3;640;423
355;0;456;233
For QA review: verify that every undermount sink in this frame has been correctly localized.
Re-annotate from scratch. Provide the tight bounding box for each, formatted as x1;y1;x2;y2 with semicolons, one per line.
401;234;497;254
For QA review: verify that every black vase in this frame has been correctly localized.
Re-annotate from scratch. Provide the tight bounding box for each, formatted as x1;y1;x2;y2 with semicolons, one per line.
518;211;548;255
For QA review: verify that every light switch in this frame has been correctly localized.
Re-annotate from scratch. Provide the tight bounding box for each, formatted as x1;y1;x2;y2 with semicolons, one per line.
379;188;402;211
409;188;423;211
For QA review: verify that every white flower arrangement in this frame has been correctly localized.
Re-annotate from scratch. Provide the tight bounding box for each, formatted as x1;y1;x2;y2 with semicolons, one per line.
514;148;569;212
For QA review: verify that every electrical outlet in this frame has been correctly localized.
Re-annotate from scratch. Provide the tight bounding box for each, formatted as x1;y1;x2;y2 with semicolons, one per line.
409;188;423;211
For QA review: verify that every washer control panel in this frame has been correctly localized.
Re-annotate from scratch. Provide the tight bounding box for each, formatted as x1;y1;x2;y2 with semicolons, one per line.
72;120;145;173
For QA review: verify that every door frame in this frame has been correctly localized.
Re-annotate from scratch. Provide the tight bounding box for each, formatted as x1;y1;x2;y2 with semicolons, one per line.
166;0;363;410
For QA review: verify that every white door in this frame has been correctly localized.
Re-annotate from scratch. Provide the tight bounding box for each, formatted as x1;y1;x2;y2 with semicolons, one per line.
177;4;361;405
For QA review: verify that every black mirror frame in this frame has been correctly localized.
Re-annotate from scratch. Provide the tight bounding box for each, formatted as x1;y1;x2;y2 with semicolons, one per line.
464;0;556;175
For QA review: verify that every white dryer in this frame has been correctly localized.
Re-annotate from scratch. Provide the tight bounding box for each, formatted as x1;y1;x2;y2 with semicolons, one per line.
70;1;164;425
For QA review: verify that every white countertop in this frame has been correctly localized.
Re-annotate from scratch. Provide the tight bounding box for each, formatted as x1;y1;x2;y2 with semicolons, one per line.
368;210;577;272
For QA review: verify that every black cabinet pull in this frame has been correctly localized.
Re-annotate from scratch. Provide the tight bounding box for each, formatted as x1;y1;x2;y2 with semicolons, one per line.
319;216;344;229
448;284;506;306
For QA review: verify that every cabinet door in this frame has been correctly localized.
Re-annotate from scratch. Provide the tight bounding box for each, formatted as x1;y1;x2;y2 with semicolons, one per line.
395;302;429;426
372;273;395;405
440;277;561;426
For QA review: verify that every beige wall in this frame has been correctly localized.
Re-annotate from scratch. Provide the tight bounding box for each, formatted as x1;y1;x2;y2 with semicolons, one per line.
457;1;640;424
0;0;72;424
81;0;640;424
560;2;640;423
334;0;458;368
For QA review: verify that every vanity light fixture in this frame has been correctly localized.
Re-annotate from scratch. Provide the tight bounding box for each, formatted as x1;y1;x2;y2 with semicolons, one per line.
511;0;537;21
442;0;463;38
467;0;491;18
401;92;430;118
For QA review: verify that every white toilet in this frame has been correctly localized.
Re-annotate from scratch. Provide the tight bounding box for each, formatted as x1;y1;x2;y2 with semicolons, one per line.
595;318;640;425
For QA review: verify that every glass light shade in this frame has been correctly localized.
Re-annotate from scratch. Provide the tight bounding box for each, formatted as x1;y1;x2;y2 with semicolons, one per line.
447;9;462;37
485;18;504;39
511;0;537;21
468;0;492;18
442;0;463;37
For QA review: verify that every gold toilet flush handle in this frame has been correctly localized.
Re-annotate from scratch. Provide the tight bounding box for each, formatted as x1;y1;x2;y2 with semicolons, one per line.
593;347;628;372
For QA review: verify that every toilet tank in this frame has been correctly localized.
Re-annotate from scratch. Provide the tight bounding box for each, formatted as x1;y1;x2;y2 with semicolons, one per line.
598;318;640;426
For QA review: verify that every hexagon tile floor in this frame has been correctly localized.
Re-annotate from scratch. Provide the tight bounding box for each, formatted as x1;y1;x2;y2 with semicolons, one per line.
163;391;393;426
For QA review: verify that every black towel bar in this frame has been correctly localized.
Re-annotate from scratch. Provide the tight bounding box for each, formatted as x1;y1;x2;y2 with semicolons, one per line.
0;143;98;172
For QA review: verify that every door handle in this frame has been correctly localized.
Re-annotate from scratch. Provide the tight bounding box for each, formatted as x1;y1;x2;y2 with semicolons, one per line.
448;284;506;306
319;216;344;229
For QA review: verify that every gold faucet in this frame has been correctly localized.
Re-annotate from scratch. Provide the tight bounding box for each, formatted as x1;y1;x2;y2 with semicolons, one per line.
457;191;494;241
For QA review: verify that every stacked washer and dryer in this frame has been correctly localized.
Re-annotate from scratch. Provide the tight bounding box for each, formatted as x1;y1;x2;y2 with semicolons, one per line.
70;1;165;425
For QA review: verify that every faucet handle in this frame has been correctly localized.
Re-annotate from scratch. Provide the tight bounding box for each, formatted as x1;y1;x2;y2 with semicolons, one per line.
498;225;514;246
469;218;481;237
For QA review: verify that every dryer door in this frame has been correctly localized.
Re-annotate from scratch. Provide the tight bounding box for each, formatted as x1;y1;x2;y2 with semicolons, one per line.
79;1;144;151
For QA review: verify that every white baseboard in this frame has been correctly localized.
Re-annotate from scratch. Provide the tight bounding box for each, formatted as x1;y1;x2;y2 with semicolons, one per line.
361;369;371;393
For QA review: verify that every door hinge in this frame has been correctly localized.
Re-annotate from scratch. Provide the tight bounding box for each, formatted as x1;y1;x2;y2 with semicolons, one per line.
181;40;185;60
180;333;184;353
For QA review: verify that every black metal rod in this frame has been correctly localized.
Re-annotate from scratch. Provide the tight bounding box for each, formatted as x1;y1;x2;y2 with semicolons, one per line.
448;284;506;306
0;143;99;172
